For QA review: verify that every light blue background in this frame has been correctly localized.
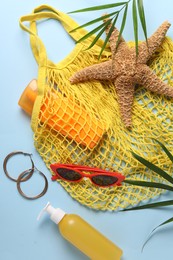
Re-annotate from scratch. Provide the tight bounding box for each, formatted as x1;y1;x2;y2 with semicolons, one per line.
1;1;173;260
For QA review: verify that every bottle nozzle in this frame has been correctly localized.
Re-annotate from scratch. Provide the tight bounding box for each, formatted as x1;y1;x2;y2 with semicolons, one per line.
37;202;51;221
37;202;66;224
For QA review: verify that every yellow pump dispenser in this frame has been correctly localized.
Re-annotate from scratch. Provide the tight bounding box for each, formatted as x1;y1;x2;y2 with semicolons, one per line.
38;202;123;260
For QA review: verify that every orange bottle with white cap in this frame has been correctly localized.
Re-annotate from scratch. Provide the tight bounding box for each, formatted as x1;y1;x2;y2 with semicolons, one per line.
18;79;105;148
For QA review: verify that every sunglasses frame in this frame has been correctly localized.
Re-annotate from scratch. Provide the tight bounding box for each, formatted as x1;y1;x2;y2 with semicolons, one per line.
50;163;125;187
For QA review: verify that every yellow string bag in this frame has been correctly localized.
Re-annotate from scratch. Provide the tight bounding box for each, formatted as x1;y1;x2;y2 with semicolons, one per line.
19;5;173;211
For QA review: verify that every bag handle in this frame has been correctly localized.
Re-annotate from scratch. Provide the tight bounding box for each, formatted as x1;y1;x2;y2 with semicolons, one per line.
19;5;89;64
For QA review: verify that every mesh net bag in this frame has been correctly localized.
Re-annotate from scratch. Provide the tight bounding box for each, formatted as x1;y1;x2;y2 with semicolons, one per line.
20;5;173;210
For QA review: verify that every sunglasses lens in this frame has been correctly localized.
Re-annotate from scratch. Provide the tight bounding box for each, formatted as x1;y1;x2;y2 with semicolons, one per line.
56;168;82;181
91;175;118;186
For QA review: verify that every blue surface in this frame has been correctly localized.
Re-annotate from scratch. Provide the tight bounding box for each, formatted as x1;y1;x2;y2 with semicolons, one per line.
1;1;173;259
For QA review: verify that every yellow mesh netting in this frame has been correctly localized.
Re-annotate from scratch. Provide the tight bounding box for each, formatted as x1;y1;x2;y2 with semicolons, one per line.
20;5;173;211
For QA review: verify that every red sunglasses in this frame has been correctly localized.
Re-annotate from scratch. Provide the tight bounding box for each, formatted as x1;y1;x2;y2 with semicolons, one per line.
50;163;125;187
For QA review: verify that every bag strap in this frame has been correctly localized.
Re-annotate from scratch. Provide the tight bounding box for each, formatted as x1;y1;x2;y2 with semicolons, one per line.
19;5;91;64
32;5;86;41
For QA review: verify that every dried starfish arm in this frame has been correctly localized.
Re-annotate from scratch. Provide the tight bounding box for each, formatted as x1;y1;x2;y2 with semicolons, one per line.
136;65;173;97
137;21;171;63
114;76;135;128
70;60;115;84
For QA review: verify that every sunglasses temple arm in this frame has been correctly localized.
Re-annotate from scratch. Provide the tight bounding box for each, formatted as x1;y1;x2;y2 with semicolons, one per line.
55;164;108;173
51;163;123;176
51;175;60;181
51;163;97;172
73;165;123;175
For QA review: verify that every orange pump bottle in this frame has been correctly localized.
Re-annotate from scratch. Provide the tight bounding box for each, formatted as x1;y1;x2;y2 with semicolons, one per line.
18;79;105;148
38;202;123;260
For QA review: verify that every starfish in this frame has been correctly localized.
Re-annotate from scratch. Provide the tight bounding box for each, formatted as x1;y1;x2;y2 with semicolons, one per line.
70;20;173;128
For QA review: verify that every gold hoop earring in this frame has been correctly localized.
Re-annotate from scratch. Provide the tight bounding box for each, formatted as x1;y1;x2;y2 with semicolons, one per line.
17;167;48;200
3;151;48;199
3;151;34;182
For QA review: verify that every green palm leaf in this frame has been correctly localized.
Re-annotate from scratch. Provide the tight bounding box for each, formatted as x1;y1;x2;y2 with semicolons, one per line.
124;179;173;191
86;19;112;50
116;3;128;48
153;139;173;163
68;2;128;13
137;0;147;41
132;151;173;185
70;11;118;33
123;139;173;248
76;21;111;43
122;200;173;211
98;14;119;59
68;1;148;57
132;0;138;55
142;216;173;251
152;216;173;233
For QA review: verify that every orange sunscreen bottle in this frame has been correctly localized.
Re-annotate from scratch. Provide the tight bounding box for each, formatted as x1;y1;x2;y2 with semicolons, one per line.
37;202;123;260
18;80;105;148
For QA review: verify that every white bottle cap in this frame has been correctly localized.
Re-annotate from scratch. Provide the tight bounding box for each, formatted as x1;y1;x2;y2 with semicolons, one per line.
37;202;66;224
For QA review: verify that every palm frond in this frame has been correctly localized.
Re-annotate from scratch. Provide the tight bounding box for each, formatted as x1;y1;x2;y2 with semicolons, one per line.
131;151;173;185
152;139;173;163
98;14;119;59
69;0;148;57
70;11;118;33
137;0;148;41
68;2;128;13
86;19;112;50
142;217;173;251
76;21;111;43
132;0;138;55
122;200;173;211
124;179;173;191
116;3;128;48
123;139;173;248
